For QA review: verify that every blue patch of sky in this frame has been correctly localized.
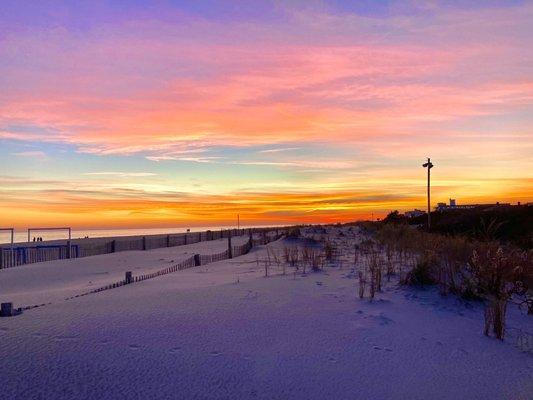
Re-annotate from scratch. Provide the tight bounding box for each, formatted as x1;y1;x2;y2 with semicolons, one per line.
0;0;288;33
326;0;524;17
0;137;294;186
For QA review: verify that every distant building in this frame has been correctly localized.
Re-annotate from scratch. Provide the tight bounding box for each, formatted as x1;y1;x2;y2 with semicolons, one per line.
405;209;425;218
436;199;510;212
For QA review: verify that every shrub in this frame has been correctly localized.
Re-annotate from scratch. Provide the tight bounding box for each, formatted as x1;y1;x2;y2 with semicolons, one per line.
358;270;366;299
301;245;323;272
286;227;301;238
323;239;335;261
402;251;437;287
283;246;300;270
467;244;530;340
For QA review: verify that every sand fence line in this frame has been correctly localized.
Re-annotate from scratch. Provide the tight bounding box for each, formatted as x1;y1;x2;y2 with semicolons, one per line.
0;227;288;269
1;229;285;316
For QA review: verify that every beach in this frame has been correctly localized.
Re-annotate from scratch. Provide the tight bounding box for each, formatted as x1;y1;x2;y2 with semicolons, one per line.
0;226;531;400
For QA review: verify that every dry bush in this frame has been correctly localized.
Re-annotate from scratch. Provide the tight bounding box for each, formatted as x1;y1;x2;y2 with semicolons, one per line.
367;250;382;296
286;227;301;238
323;239;336;261
302;245;323;272
402;251;437;287
468;244;531;340
269;248;284;274
283;246;300;272
358;270;366;299
517;292;533;315
283;246;297;265
283;246;290;263
370;223;532;340
265;247;272;266
436;237;471;296
385;244;395;281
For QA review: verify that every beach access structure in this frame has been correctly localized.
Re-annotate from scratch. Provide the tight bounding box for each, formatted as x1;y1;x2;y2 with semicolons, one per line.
0;227;287;269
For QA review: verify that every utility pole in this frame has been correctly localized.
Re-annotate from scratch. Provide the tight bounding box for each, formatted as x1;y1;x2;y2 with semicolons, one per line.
422;157;434;231
237;214;240;230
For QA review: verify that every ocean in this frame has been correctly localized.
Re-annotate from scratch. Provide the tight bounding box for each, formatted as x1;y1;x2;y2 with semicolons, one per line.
0;226;270;244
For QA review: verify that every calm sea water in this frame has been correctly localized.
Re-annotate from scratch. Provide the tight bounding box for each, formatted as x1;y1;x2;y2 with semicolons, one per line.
0;226;273;244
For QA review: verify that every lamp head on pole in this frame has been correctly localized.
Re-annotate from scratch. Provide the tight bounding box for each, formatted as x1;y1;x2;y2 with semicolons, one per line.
422;157;434;169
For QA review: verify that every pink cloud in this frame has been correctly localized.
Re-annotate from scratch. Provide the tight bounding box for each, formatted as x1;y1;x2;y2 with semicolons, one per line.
0;1;531;170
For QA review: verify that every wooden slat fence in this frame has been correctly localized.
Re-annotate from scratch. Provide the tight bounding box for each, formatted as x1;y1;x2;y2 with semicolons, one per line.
200;249;229;265
1;245;79;269
16;229;286;313
1;227;290;269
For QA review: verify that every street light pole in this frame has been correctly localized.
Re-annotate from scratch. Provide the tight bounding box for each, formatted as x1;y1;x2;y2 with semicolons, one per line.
422;157;434;231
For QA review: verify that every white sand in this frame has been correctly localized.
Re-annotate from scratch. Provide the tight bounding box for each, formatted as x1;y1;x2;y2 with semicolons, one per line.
0;228;531;399
0;235;249;307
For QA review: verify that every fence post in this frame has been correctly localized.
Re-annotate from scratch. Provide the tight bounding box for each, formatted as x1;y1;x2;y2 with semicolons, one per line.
194;254;201;266
0;248;2;269
142;236;147;251
125;271;133;284
184;233;187;245
167;235;170;247
228;233;233;259
66;240;71;259
0;302;13;317
111;240;116;253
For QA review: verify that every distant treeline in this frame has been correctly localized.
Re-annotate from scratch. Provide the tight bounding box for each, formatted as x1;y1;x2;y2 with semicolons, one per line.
382;206;533;250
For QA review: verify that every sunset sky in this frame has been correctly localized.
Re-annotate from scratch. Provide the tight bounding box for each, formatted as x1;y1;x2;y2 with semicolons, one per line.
1;0;532;229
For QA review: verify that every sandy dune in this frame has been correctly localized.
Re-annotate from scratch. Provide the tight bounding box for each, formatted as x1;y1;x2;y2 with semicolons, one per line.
0;228;531;399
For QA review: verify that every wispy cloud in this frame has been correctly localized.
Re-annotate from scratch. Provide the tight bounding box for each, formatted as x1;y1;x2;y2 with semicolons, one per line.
145;156;222;163
258;147;301;154
232;160;356;169
11;150;48;159
83;172;157;177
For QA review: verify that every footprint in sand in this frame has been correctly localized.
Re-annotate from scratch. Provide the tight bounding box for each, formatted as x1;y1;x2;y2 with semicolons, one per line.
169;347;182;354
328;356;337;363
129;344;142;350
0;327;9;333
372;346;393;352
209;351;222;357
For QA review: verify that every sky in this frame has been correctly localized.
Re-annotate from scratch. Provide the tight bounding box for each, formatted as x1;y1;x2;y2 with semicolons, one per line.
0;0;532;229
